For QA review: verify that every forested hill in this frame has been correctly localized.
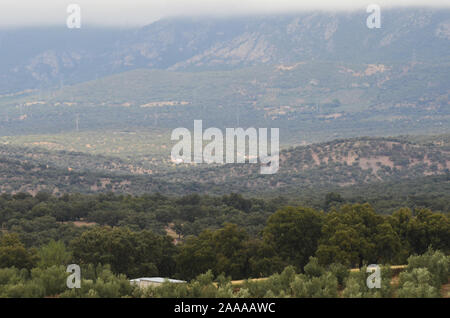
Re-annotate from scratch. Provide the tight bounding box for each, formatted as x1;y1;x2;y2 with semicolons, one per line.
0;137;449;197
160;137;450;194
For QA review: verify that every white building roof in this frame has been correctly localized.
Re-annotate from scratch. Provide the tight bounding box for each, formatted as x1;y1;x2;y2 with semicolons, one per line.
130;277;186;284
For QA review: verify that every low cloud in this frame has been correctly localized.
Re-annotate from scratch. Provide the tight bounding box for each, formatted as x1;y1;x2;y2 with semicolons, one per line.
1;0;449;28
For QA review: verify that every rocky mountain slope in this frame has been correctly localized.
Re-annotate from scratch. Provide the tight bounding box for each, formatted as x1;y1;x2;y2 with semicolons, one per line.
1;8;449;93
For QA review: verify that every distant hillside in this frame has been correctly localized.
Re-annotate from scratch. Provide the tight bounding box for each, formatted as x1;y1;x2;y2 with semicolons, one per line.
398;134;450;151
157;137;450;194
0;137;448;197
0;129;173;169
0;149;179;196
0;144;155;176
1;60;449;141
1;8;449;93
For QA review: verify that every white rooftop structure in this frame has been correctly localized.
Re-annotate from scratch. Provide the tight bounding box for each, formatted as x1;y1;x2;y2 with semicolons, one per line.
130;277;186;288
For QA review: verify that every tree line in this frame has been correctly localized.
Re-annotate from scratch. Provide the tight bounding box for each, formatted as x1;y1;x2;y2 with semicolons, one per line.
0;193;448;283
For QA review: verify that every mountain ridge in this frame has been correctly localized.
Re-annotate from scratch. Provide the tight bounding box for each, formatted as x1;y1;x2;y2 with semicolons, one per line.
1;8;449;93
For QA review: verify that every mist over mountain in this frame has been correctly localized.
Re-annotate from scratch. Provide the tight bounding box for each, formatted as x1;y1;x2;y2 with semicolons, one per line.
1;8;449;94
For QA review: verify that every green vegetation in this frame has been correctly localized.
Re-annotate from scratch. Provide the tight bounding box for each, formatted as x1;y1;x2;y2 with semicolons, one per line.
0;129;173;168
0;137;448;205
1;61;449;141
0;191;448;298
0;241;447;298
397;249;449;298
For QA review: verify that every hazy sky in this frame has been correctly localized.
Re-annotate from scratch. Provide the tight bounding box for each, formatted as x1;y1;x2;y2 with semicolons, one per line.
1;0;449;28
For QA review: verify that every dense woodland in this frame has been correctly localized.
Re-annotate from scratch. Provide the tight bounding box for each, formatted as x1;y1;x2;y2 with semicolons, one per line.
0;191;448;297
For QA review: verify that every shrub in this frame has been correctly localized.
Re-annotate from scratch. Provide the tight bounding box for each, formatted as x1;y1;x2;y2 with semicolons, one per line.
304;257;325;278
342;265;392;298
328;263;349;286
397;268;440;298
405;248;449;289
290;272;338;298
